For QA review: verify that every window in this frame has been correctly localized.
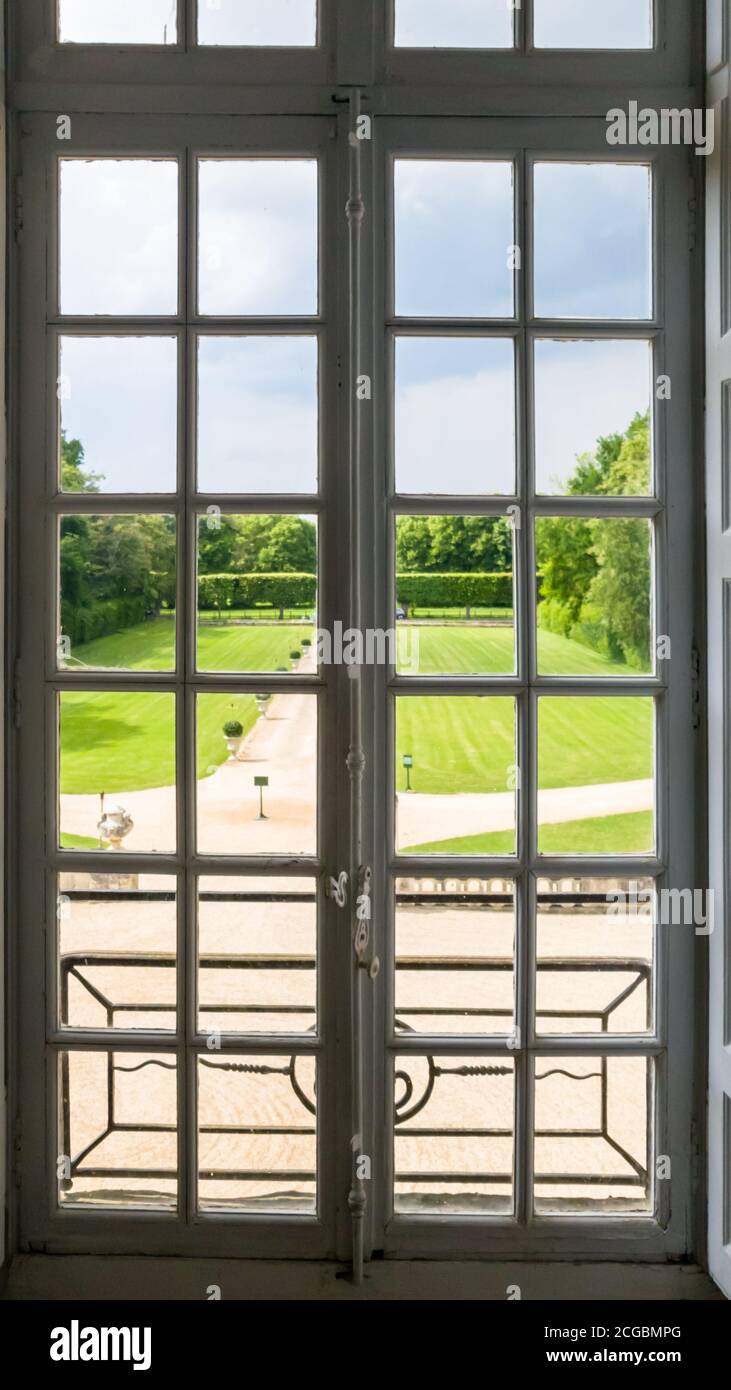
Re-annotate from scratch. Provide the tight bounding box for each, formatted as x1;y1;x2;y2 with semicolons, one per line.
9;0;703;1281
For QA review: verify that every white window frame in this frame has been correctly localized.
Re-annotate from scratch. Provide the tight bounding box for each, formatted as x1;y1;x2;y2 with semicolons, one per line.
5;0;707;1275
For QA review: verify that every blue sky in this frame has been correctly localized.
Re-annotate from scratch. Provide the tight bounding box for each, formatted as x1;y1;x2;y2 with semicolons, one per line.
60;336;178;493
198;160;318;316
395;160;514;318
59;149;653;496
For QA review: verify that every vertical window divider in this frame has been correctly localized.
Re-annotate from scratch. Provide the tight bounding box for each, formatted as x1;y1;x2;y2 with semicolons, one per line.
183;0;195;53
180;142;197;1225
513;145;532;1225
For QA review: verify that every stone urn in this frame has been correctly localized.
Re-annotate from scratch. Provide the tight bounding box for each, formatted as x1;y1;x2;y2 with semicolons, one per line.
223;720;244;762
97;804;134;850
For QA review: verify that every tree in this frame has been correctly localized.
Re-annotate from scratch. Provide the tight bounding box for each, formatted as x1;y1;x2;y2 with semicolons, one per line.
395;515;512;573
197;516;239;575
60;434;103;493
253;516;316;573
536;412;652;668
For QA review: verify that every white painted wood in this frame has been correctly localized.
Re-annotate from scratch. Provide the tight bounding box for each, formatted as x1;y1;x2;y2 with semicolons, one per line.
5;0;706;1280
706;0;731;1303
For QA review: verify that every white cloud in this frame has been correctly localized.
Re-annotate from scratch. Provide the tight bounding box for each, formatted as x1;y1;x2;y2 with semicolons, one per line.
198;0;317;47
534;339;652;493
60;336;178;493
394;0;512;48
59;0;177;44
396;339;515;494
60;160;179;315
197;336;318;492
395;160;514;318
198;160;318;316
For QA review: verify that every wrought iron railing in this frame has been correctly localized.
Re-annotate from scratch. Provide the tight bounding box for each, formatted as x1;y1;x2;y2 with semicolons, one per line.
57;889;649;1201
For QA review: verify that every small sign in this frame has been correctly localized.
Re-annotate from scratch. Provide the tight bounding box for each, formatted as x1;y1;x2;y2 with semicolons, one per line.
254;776;269;787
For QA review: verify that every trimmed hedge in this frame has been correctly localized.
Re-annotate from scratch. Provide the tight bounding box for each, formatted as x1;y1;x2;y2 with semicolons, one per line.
62;596;148;648
396;572;513;615
198;572;317;616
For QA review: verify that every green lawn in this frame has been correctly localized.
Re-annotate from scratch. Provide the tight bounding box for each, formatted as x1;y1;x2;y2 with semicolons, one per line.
67;617;313;673
399;624;632;677
60;689;266;794
60;620;653;802
395;696;652;795
59;831;101;850
409;811;653;856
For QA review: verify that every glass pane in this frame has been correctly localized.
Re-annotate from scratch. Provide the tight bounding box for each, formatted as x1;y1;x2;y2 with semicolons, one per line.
197;337;318;493
198;876;317;1034
395;696;517;855
58;874;177;1031
196;693;317;855
395;160;514;318
533;0;652;49
198;1053;316;1212
394;1054;515;1214
537;697;654;856
395;338;515;494
395;516;514;675
59;0;178;44
536;517;653;676
395;877;515;1035
536;877;654;1035
197;514;316;672
59;691;176;853
533;163;652;320
60;160;179;316
198;160;318;316
59;515;176;672
534;1055;651;1213
59;337;178;494
394;0;513;48
198;0;317;46
534;338;652;495
58;1050;177;1210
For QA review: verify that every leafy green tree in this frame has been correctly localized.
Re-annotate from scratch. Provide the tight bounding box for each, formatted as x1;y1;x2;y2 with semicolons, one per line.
253;516;316;573
536;412;652;668
198;516;240;575
396;515;512;573
60;434;103;493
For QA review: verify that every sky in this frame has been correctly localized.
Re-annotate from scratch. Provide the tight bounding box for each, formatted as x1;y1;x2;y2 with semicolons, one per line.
198;160;318;316
60;336;178;493
60;160;179;315
533;339;651;493
58;0;317;46
59;0;178;44
58;0;652;49
197;335;318;493
395;160;514;318
58;148;653;498
396;338;515;494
